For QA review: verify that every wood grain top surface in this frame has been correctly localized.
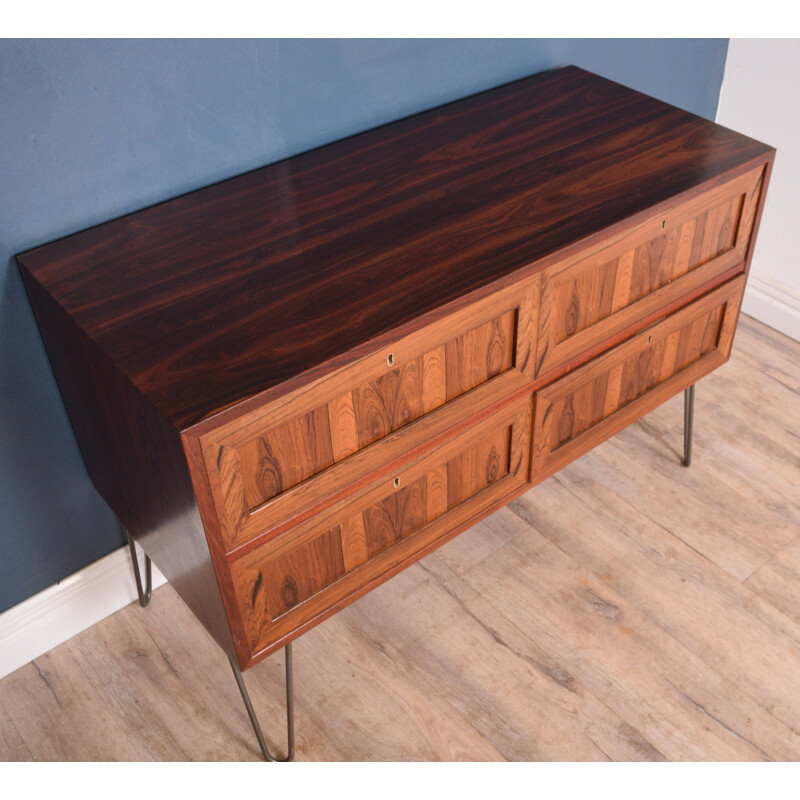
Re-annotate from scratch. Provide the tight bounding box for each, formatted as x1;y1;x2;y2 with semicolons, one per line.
17;65;773;430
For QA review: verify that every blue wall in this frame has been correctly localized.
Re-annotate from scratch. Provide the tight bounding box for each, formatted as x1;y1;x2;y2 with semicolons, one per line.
0;39;729;613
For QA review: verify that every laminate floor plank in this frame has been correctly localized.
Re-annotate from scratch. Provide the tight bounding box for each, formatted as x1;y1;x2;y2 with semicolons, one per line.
0;627;170;761
0;698;34;761
426;508;800;761
511;469;800;740
594;327;800;579
294;606;507;762
735;316;800;391
587;413;797;581
744;534;800;627
695;367;800;514
0;315;798;761
337;535;666;761
92;593;274;761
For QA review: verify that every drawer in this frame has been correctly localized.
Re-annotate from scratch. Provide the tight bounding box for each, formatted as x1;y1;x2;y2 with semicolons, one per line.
226;395;532;662
201;279;537;551
531;275;745;483
535;165;764;377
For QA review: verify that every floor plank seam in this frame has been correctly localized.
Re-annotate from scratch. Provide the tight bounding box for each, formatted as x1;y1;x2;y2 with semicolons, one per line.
506;482;800;748
662;676;773;761
414;559;664;762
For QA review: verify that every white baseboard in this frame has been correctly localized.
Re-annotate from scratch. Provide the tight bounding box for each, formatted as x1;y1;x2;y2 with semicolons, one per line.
742;270;800;343
0;544;166;680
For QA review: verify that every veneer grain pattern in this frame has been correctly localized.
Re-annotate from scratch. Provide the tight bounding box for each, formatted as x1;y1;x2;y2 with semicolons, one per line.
17;66;772;430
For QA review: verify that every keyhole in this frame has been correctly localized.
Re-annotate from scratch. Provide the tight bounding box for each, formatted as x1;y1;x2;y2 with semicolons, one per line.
387;353;395;367
393;477;400;489
647;335;652;345
661;219;666;230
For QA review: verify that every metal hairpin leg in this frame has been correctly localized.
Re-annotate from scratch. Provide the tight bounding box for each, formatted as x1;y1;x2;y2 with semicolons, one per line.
123;524;294;761
230;643;295;762
126;530;152;607
683;384;695;467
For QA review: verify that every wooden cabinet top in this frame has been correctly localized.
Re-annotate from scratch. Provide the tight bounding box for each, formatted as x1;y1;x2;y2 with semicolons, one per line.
17;65;773;431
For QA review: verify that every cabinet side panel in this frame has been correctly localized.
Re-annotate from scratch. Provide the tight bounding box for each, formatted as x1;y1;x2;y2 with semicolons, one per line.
18;262;236;660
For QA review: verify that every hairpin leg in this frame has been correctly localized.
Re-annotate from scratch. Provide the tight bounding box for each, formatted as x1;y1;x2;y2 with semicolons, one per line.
683;384;695;467
230;643;295;762
126;529;152;607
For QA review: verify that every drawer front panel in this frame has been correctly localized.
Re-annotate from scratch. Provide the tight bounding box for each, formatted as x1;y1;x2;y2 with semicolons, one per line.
531;276;745;482
228;396;532;659
202;279;537;551
236;308;516;512
536;166;764;377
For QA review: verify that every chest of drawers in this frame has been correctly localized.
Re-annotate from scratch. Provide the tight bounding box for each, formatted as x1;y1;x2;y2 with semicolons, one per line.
17;65;774;759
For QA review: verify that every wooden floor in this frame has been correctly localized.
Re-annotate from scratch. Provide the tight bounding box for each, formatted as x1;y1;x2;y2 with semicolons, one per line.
1;315;798;761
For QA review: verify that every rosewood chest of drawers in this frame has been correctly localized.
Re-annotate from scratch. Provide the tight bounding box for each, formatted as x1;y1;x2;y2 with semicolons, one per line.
17;65;774;759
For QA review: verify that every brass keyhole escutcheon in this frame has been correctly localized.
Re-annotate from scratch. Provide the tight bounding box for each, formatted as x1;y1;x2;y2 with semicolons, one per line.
387;352;395;367
661;219;666;230
647;335;652;345
393;477;400;489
